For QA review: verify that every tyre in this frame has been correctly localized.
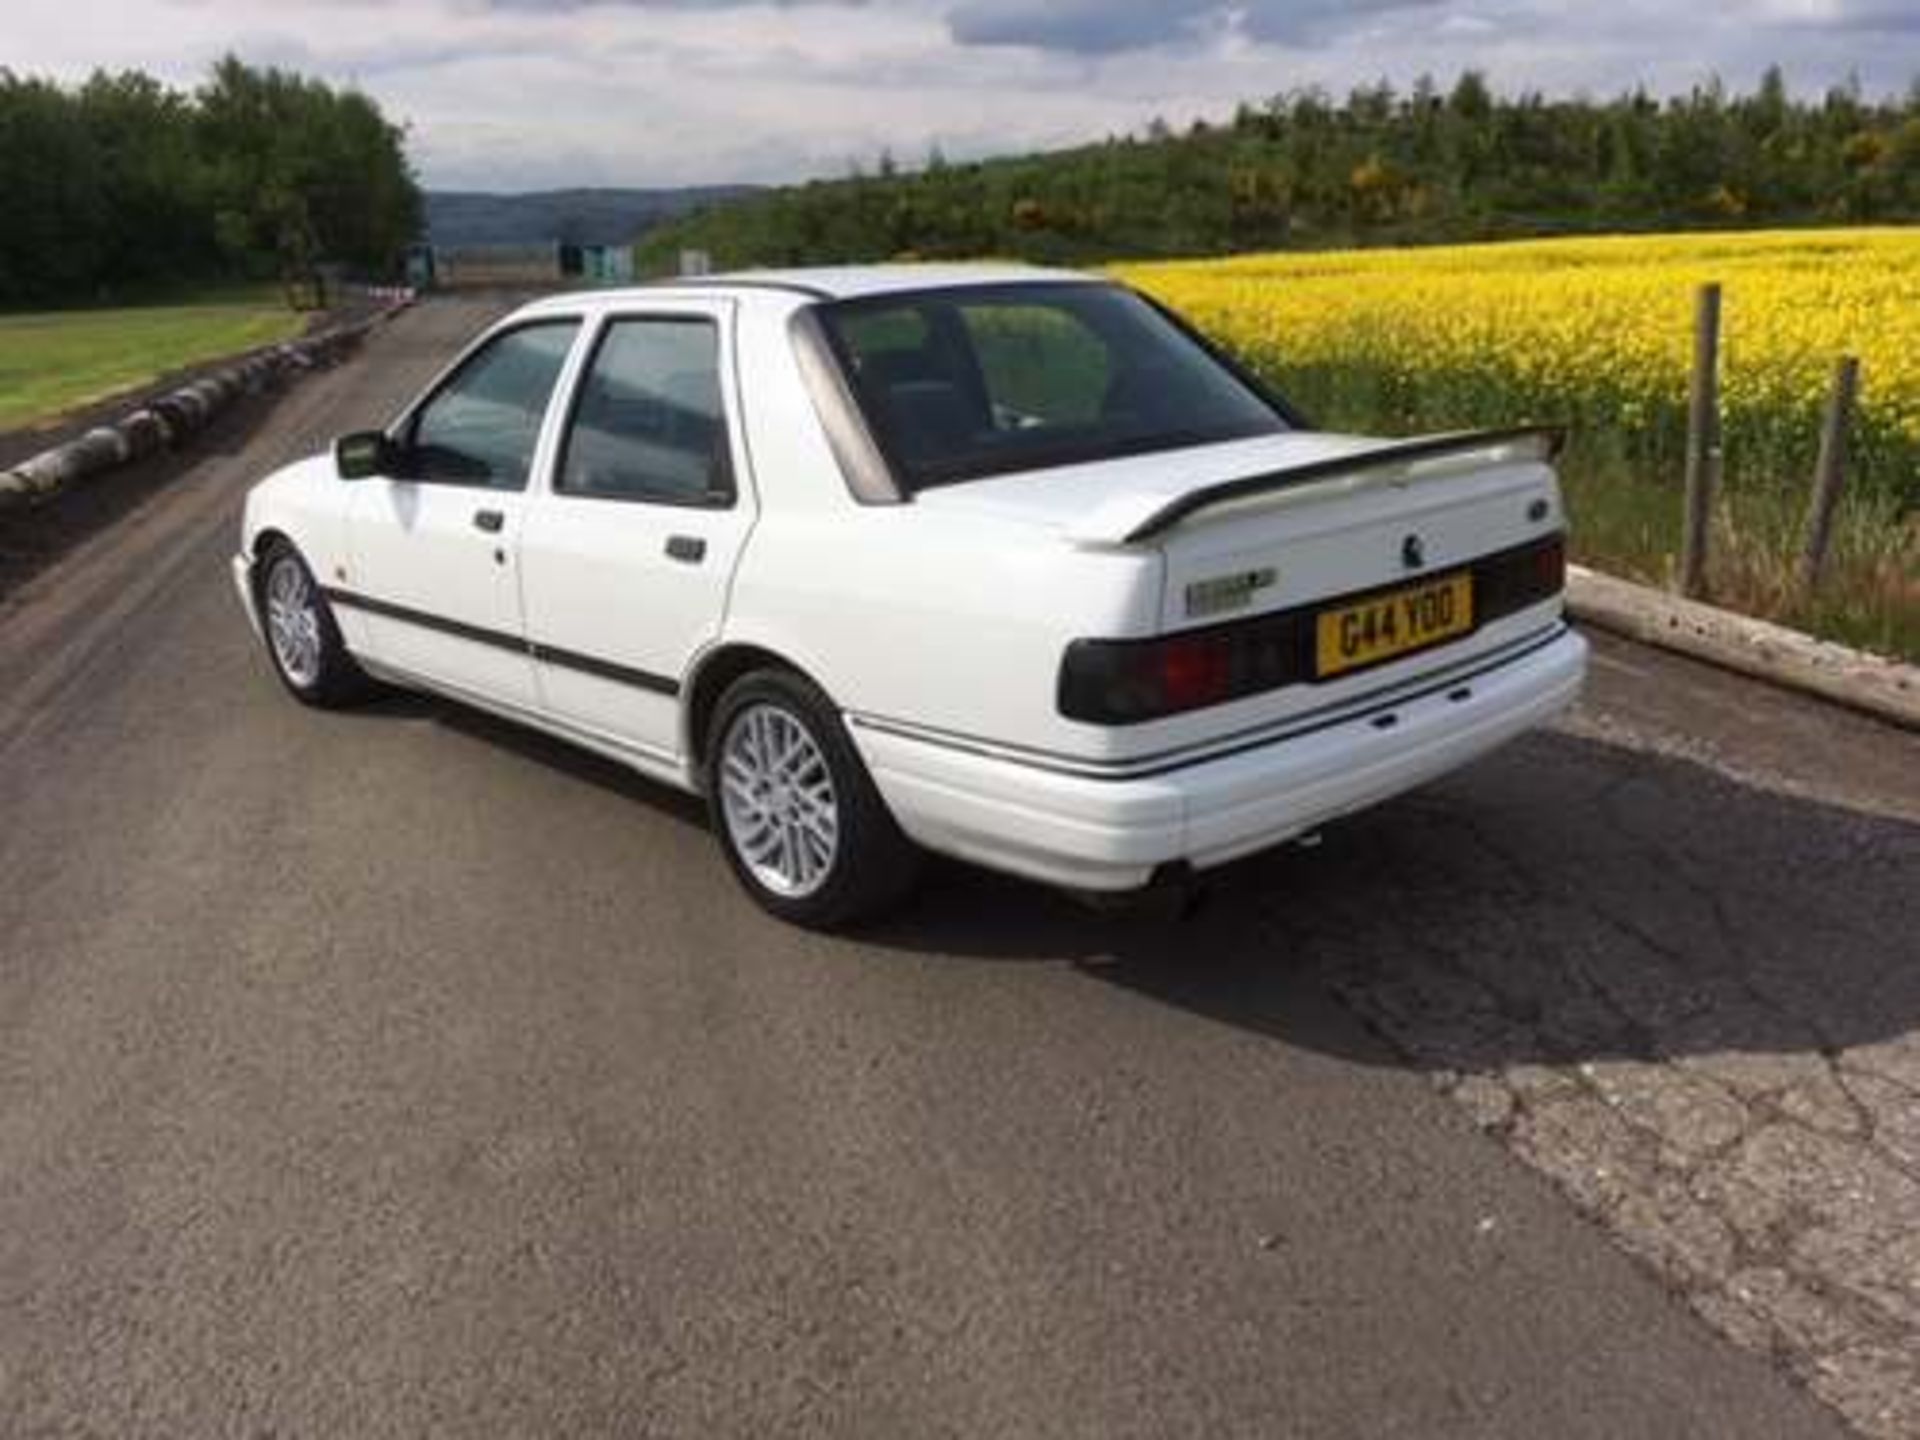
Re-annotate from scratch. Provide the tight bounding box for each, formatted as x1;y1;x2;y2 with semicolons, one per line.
705;668;921;928
254;540;375;708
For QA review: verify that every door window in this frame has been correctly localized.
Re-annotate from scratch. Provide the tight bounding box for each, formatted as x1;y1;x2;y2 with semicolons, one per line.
557;318;732;505
406;321;580;489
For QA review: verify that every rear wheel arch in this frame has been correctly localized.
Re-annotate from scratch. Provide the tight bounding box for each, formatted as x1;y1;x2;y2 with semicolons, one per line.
684;642;828;772
700;663;921;927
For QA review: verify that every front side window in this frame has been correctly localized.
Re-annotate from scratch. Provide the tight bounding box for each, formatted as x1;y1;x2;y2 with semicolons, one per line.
557;317;731;505
819;283;1287;491
406;321;579;489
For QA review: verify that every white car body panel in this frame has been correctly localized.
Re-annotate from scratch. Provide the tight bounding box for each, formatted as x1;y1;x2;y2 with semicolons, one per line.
346;478;540;706
236;264;1587;896
518;296;756;761
721;504;1163;758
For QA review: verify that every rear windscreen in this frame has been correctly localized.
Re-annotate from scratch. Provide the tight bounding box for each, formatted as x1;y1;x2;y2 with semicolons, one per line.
818;282;1288;491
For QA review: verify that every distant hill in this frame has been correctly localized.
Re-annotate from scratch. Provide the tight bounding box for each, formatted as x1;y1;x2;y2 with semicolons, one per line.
424;186;761;249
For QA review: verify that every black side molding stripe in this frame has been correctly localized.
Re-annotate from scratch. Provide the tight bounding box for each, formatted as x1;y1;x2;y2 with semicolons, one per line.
324;587;680;698
529;640;679;697
324;587;523;655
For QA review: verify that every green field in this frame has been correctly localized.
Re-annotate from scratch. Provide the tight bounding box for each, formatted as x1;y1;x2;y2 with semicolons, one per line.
0;292;305;431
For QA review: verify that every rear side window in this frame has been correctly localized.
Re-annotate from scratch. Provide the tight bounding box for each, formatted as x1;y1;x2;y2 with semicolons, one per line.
820;282;1286;491
406;321;579;489
557;317;732;506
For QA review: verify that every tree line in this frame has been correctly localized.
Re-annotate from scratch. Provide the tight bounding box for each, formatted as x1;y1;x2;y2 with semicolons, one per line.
0;57;421;309
638;68;1920;271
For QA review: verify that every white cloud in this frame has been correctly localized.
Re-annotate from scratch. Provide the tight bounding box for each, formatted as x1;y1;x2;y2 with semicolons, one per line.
4;0;1910;189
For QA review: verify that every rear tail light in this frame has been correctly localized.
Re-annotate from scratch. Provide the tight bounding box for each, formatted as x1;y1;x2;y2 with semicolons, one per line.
1059;622;1307;725
1536;533;1566;593
1059;532;1566;726
1477;532;1565;617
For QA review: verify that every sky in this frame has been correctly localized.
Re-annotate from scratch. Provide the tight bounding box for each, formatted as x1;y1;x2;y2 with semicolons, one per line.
6;0;1916;191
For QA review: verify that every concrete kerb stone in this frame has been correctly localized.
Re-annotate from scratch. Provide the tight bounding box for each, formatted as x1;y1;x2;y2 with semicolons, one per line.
1565;564;1919;732
0;302;406;514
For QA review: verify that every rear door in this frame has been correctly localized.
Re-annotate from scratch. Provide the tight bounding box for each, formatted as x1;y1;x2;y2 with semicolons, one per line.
343;318;582;708
518;303;754;763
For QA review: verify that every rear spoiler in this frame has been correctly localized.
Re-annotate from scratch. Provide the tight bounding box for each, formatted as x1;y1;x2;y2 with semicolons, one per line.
1071;424;1567;547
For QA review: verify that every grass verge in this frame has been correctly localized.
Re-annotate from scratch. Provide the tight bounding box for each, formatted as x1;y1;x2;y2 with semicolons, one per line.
1558;467;1917;662
0;290;305;432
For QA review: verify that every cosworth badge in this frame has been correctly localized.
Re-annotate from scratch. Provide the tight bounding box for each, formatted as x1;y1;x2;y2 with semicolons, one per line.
1185;566;1276;618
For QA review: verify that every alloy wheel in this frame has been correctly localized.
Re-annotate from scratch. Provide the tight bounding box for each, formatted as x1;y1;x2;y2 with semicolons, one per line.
718;702;840;898
264;554;324;689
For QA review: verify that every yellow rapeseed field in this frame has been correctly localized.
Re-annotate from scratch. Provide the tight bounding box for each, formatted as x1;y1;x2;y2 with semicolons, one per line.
1113;227;1917;658
1113;227;1920;498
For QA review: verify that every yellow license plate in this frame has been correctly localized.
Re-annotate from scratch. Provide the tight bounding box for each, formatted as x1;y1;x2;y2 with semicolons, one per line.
1315;572;1473;679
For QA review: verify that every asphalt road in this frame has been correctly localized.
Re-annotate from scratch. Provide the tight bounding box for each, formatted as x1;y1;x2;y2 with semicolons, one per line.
0;296;1903;1438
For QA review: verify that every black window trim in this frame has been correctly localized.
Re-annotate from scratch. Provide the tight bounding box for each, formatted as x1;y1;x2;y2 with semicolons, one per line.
811;278;1309;495
388;316;585;493
1130;287;1314;431
549;310;739;511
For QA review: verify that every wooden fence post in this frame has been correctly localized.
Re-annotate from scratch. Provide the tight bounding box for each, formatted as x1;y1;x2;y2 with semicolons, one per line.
1798;355;1860;596
1679;282;1722;599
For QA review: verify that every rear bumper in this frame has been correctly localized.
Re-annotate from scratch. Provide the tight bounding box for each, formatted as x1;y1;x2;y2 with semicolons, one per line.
849;626;1588;892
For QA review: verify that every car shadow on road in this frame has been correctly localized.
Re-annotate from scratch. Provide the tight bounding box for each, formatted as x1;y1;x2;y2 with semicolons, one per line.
866;727;1920;1073
417;689;1918;1074
416;694;711;823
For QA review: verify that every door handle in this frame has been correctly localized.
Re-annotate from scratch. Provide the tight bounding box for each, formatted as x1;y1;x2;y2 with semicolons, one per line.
665;535;706;564
473;508;505;534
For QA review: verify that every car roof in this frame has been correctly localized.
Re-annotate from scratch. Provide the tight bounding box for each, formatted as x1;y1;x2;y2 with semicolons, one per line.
518;262;1103;316
690;262;1096;300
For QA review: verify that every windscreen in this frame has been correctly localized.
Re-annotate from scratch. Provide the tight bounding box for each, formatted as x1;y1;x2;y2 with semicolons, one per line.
818;283;1288;491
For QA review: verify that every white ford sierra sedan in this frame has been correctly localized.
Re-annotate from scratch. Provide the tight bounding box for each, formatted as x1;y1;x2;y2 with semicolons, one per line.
235;264;1587;926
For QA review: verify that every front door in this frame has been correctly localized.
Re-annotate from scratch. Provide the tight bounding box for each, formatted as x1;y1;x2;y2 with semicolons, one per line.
342;319;581;708
518;307;754;763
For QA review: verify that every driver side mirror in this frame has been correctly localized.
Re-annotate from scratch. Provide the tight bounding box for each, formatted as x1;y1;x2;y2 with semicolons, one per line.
334;430;398;480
